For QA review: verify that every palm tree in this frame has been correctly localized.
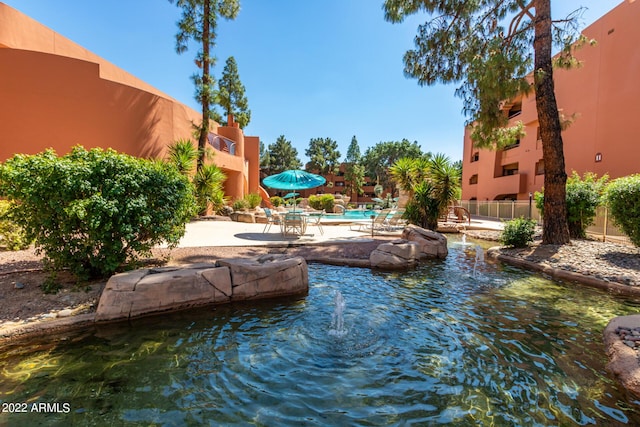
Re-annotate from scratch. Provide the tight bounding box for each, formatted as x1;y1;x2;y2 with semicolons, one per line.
391;154;461;230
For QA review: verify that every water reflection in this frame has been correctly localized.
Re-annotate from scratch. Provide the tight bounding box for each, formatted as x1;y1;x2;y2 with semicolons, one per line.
1;235;639;425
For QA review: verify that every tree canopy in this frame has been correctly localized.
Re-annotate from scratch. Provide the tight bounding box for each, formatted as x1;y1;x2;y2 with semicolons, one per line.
264;135;302;176
384;0;581;244
169;0;240;170
305;137;341;175
361;139;424;193
217;56;251;128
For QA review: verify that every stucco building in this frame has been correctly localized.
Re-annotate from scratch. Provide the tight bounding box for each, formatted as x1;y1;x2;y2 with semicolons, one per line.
0;2;261;202
461;0;640;201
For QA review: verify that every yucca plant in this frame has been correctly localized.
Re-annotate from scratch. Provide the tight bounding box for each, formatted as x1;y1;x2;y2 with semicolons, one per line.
166;138;198;177
193;164;226;215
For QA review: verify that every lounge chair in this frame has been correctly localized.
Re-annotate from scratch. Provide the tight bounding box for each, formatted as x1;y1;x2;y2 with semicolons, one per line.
386;209;407;230
263;208;282;233
351;209;392;233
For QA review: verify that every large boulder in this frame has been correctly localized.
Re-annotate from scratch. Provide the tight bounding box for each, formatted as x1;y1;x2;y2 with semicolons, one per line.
217;254;308;300
401;224;448;259
370;239;420;270
95;255;309;322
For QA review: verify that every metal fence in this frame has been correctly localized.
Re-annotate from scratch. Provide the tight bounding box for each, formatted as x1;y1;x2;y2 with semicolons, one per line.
458;200;631;245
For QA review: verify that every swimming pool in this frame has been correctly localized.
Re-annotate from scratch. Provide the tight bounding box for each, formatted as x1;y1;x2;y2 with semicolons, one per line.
322;209;379;221
1;236;639;425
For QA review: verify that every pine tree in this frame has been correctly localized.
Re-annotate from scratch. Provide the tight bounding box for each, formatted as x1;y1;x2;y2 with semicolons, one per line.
169;0;240;171
218;56;251;128
384;0;579;244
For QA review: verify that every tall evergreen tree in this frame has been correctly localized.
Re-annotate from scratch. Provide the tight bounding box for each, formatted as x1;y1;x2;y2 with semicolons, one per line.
345;135;361;164
384;0;580;244
217;56;251;128
267;135;302;175
169;0;240;171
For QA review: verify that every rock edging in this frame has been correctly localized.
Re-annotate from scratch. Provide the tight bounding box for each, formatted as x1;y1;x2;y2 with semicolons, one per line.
486;247;640;296
604;315;640;399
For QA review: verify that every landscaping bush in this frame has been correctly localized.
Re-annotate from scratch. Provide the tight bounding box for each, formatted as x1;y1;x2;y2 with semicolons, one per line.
270;196;283;207
0;200;30;250
534;171;608;238
244;192;262;209
500;217;536;248
232;199;249;211
0;147;196;279
309;194;334;212
605;174;640;247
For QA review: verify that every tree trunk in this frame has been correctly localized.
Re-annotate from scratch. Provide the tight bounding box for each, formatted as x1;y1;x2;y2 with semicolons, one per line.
533;0;570;245
197;0;212;172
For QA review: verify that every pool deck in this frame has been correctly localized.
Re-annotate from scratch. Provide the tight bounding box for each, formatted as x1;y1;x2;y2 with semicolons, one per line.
172;217;504;248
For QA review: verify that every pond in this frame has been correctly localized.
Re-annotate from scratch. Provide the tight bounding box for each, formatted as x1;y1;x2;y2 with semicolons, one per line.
1;237;640;425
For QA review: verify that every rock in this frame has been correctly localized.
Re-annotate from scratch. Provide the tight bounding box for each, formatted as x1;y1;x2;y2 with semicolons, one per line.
230;212;256;223
56;309;74;318
604;314;640;399
370;240;420;270
14;282;25;289
95;255;309;322
216;254;308;301
401;224;448;259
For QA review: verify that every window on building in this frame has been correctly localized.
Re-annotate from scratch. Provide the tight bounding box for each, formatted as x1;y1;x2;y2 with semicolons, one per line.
469;174;478;185
502;163;519;176
471;152;479;162
535;159;545;175
508;102;522;119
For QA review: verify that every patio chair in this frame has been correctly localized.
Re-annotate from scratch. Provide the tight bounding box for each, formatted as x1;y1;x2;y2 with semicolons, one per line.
306;210;324;235
263;208;282;233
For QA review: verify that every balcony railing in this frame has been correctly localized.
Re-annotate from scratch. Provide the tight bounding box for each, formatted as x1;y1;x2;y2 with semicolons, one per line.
207;134;236;155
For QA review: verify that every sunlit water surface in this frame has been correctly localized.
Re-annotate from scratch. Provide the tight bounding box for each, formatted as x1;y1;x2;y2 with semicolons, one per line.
2;237;640;426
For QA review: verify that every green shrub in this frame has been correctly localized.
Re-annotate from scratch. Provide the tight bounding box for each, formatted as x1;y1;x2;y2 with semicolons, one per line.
500;217;536;248
0;146;196;279
233;199;249;211
605;174;640;246
244;192;262;209
0;200;30;250
534;171;608;238
309;194;334;212
270;196;283;207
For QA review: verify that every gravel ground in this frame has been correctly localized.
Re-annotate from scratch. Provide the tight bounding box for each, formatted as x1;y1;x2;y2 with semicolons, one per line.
1;235;639;326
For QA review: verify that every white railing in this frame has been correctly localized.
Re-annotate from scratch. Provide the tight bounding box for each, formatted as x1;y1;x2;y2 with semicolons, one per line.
458;200;631;244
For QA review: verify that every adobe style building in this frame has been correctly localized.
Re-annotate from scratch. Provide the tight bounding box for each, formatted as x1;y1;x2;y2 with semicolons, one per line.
461;0;640;201
0;2;261;202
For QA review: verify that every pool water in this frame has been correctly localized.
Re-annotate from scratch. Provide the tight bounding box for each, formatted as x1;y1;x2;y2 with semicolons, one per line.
2;237;640;425
323;209;378;221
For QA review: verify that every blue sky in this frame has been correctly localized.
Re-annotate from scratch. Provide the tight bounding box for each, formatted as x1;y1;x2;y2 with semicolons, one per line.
5;0;621;163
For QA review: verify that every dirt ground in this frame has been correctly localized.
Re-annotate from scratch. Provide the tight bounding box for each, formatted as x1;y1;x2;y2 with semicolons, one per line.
0;238;395;324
